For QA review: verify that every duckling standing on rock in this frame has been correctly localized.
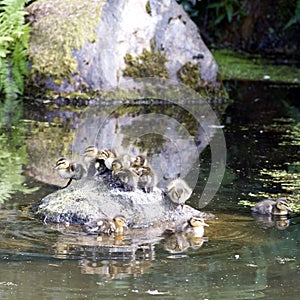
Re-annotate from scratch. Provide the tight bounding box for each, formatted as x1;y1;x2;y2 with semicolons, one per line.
136;166;157;193
83;146;107;176
131;155;148;168
84;215;127;235
251;197;292;215
166;178;192;207
98;149;118;170
181;216;209;238
54;157;85;187
111;159;139;192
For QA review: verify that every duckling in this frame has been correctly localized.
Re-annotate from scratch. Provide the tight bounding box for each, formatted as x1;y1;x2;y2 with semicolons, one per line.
166;178;192;207
54;157;85;187
131;154;148;168
251;197;292;215
98;149;117;170
82;145;107;176
136;165;157;193
84;215;127;235
181;216;209;238
111;159;139;192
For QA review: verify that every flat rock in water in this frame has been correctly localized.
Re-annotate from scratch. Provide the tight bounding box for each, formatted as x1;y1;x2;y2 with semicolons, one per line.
32;176;214;228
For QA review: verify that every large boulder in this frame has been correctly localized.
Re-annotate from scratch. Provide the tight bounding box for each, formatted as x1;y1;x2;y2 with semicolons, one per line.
27;0;219;93
32;176;214;228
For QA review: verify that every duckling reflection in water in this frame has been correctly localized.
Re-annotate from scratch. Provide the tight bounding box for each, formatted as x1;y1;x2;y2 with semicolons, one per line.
83;146;107;176
251;197;292;215
166;178;192;207
54;157;85;187
252;213;291;230
84;215;127;235
163;232;190;253
111;159;139;191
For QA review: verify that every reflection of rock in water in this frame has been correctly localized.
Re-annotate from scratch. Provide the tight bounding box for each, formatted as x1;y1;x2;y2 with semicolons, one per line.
72;101;218;190
53;225;159;278
79;259;153;278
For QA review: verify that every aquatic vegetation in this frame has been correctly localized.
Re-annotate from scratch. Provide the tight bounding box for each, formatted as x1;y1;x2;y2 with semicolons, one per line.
213;49;300;84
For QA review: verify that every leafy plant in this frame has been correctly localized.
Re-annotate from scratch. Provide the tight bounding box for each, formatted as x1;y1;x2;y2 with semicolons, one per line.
207;0;244;24
284;0;300;29
0;0;30;128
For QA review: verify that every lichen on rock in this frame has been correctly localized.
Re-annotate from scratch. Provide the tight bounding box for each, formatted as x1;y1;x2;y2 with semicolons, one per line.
26;0;220;94
27;0;104;80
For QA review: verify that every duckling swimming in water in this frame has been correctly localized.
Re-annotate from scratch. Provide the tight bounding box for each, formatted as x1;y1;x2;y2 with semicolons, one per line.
54;157;85;187
251;197;292;215
111;159;139;191
84;215;127;235
166;178;192;207
181;216;209;238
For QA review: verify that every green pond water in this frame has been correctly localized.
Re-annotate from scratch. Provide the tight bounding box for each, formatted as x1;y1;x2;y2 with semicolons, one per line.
0;80;299;299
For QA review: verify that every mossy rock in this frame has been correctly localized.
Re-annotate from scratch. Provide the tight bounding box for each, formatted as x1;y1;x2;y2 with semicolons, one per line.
32;176;214;228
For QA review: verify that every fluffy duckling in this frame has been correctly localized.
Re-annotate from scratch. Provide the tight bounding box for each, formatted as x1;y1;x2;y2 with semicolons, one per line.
54;157;85;187
136;165;157;193
111;159;139;192
181;216;209;238
166;178;192;206
84;215;127;235
83;145;107;176
251;197;292;215
98;149;117;170
131;154;148;168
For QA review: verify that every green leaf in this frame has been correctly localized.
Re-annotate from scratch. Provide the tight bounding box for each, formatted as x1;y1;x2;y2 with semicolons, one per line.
226;4;233;23
215;13;226;25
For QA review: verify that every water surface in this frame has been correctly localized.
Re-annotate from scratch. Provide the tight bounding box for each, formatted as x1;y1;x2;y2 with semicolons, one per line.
0;81;299;299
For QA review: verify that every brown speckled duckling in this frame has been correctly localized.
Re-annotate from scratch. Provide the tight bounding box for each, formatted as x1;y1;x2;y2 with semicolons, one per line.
83;145;107;176
84;215;127;235
251;197;292;215
54;157;85;187
112;159;139;191
181;216;209;238
136;165;157;193
98;149;118;170
166;178;192;206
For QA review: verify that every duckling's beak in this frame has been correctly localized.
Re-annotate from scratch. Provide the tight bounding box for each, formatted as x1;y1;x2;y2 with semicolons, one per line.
53;165;58;170
202;221;209;227
287;206;293;212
